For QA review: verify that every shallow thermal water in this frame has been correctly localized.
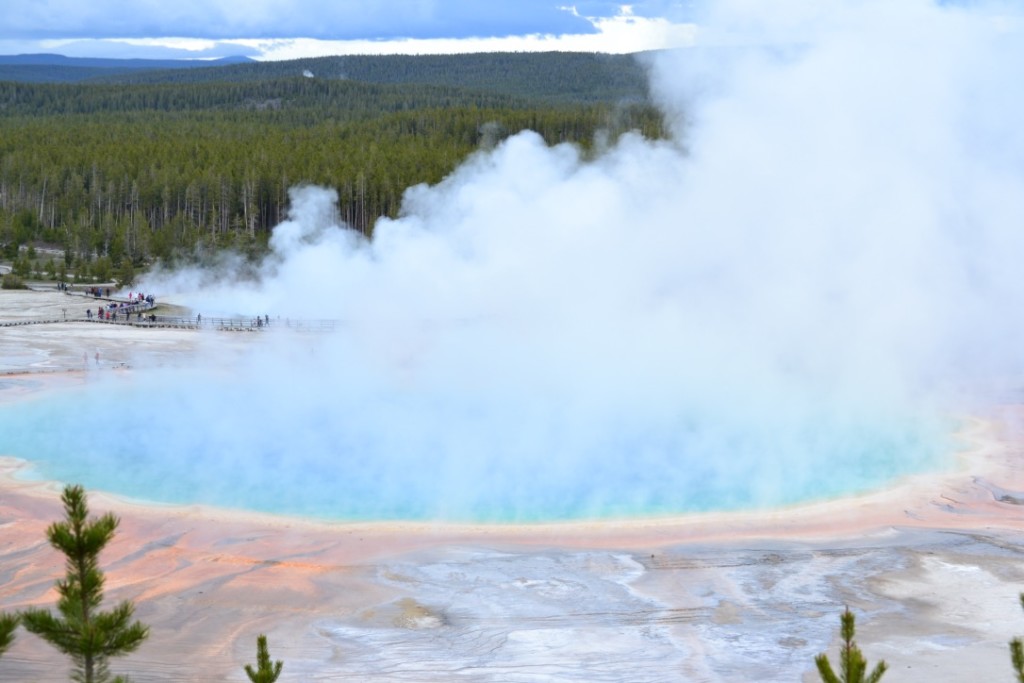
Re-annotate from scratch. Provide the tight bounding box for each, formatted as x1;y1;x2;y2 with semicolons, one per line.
0;369;947;523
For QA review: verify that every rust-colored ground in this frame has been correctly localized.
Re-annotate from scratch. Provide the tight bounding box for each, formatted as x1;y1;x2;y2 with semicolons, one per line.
2;290;1023;681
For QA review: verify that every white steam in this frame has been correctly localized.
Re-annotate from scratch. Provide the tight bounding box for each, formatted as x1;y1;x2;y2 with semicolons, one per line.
43;0;1024;520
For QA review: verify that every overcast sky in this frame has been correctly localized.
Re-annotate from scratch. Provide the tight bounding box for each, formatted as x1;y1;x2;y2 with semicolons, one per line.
0;1;1018;60
0;1;701;60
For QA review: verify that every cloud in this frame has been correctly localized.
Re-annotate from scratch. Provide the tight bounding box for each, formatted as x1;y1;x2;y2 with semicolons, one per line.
241;14;696;59
4;37;264;60
685;0;1024;47
2;0;624;41
1;2;699;58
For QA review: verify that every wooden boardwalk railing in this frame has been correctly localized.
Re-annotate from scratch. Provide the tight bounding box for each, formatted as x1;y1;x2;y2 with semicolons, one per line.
0;313;338;332
3;289;338;331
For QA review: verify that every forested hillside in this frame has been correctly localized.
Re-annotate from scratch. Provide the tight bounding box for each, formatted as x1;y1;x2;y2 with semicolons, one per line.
0;52;655;105
92;52;654;104
0;78;529;116
0;53;664;284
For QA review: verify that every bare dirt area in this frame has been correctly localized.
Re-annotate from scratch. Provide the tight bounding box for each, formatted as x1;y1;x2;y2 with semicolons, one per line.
1;289;1024;681
0;289;199;374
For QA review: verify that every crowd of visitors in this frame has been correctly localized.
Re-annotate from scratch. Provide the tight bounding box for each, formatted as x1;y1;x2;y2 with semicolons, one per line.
84;292;155;322
52;283;276;330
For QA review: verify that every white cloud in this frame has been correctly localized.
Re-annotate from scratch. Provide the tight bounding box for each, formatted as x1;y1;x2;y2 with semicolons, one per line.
0;6;696;59
241;13;696;59
2;0;639;41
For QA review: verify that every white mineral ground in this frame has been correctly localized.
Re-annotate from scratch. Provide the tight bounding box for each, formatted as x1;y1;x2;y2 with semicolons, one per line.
2;289;1023;682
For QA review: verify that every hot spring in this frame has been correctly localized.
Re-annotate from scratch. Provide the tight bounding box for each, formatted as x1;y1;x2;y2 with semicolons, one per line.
0;345;948;524
4;11;1020;524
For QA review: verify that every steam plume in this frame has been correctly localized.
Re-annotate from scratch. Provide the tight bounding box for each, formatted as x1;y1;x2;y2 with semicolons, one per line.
6;0;1023;521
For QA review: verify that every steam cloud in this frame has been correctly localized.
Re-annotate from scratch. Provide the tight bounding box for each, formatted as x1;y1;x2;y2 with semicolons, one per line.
8;0;1024;521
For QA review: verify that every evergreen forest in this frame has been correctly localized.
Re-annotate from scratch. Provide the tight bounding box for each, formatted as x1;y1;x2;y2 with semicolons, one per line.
0;52;666;282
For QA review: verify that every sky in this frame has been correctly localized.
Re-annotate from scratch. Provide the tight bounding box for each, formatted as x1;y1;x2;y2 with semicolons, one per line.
1;1;1019;61
1;1;1018;61
0;1;702;60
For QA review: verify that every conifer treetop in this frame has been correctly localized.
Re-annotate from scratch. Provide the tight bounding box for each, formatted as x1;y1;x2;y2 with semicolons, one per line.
244;634;283;683
19;484;148;683
815;607;887;683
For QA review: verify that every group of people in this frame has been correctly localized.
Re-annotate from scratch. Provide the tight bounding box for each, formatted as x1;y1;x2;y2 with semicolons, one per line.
77;293;276;329
127;292;154;305
84;294;155;322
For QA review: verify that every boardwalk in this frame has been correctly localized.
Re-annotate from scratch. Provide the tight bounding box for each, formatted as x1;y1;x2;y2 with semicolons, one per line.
0;314;337;332
1;290;337;332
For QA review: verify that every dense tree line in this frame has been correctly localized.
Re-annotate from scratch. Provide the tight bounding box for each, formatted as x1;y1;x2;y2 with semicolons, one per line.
0;78;529;117
86;52;654;105
0;52;653;104
0;76;665;278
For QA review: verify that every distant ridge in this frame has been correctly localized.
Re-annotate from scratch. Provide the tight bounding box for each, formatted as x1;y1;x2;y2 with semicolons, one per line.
0;53;255;67
0;53;256;83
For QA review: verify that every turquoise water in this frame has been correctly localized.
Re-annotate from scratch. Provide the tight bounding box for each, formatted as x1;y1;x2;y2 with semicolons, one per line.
0;372;948;523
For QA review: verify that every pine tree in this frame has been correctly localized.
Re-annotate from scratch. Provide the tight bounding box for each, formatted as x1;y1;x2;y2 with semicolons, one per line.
244;634;283;683
1010;593;1024;682
20;484;149;683
815;607;887;683
0;612;18;657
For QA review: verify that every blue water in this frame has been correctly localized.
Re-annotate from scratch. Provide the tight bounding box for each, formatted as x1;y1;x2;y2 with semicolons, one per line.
0;372;948;523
